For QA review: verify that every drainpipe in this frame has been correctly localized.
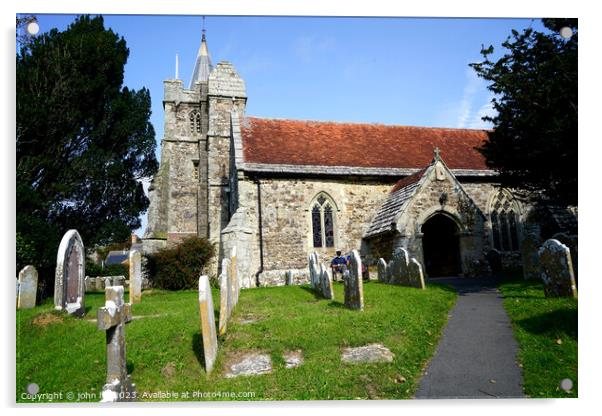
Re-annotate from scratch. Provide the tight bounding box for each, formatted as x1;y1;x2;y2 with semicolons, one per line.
253;177;264;286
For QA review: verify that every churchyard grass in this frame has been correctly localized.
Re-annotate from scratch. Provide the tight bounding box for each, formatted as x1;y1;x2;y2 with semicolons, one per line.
499;279;577;398
17;281;455;402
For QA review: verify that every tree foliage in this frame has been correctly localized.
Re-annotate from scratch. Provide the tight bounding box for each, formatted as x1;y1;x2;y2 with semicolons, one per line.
470;18;577;207
16;15;158;293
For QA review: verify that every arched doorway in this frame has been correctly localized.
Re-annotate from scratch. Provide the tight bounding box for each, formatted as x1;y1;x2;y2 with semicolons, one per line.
421;213;462;277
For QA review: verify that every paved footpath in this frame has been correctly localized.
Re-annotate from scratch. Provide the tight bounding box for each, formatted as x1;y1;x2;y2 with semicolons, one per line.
415;277;524;399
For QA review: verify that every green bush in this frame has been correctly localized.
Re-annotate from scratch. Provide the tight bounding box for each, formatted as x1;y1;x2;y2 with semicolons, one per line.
85;261;129;279
146;237;215;290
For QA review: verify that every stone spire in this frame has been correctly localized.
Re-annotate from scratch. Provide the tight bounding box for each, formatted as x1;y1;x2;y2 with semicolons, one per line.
189;22;212;88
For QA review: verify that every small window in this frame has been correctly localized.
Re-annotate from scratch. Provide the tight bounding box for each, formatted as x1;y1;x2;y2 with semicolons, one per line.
192;160;199;181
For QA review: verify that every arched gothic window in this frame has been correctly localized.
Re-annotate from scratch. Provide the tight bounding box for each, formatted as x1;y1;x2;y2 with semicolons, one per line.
489;190;521;252
189;110;202;134
310;193;337;248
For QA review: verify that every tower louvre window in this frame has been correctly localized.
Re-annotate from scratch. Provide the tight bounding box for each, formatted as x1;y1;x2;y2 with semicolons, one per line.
189;110;202;134
192;160;199;181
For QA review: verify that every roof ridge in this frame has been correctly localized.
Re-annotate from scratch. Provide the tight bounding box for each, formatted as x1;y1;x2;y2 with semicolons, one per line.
243;115;490;132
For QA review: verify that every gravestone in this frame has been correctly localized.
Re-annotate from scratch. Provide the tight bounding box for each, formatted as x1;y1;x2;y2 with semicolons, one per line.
320;263;334;300
389;247;410;285
54;229;86;317
129;250;142;304
344;250;364;310
97;286;135;402
18;265;38;309
377;258;388;283
285;270;293;286
308;252;320;290
218;258;230;336
552;233;578;281
408;258;426;289
229;247;239;310
538;239;577;298
521;233;542;281
198;274;218;374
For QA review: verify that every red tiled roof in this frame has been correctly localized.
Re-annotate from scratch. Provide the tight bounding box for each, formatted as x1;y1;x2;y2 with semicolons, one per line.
240;117;490;170
390;168;428;193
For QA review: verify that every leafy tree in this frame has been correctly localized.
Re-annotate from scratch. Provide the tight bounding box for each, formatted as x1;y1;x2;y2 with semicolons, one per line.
17;15;158;294
470;18;577;207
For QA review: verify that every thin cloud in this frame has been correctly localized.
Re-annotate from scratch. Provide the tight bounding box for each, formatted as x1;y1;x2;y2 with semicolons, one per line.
292;35;336;63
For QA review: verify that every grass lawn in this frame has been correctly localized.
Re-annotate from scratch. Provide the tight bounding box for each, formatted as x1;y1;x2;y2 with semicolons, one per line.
17;281;456;402
499;279;578;398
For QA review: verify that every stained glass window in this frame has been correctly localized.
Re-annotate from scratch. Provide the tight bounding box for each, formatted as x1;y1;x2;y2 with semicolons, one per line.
310;193;337;249
509;212;519;250
324;205;334;247
491;212;501;250
490;190;522;252
312;205;322;248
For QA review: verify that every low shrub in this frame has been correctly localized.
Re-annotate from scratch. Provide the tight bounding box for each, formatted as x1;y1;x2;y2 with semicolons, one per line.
145;237;215;290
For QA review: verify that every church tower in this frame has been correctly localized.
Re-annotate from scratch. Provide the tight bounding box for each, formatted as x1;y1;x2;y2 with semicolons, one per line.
144;23;247;271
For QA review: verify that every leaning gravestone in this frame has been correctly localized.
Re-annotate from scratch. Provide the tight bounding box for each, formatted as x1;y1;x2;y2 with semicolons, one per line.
344;250;364;310
18;265;38;309
308;252;320;290
129;250;142;304
320;263;334;300
54;229;86;317
377;258;388;283
198;274;218;374
218;258;231;336
408;258;426;289
389;247;410;285
521;233;542;281
538;239;577;298
229;247;239;310
97;286;135;402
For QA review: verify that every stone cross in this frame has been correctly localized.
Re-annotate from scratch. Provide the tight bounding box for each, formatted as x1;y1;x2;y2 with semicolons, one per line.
198;274;218;374
218;258;230;336
408;258;426;289
97;286;135;402
129;250;142;304
344;250;364;310
54;229;86;317
538;239;577;298
389;247;410;285
377;258;388;283
18;265;38;309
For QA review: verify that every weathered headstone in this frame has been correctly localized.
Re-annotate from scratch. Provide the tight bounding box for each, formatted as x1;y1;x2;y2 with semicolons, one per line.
198;274;218;374
389;247;410;285
229;246;239;309
552;233;578;281
521;233;542;281
377;258;388;283
538;239;577;298
408;258;426;289
320;263;334;300
97;286;135;402
344;250;364;310
17;265;38;309
308;252;320;290
129;250;142;304
54;229;86;317
218;258;230;336
285;269;293;286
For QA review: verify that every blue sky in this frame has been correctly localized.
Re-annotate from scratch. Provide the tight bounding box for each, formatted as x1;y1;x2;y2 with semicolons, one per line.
27;14;545;234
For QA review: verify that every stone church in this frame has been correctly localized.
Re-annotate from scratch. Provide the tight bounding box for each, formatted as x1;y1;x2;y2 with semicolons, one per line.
143;31;576;286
